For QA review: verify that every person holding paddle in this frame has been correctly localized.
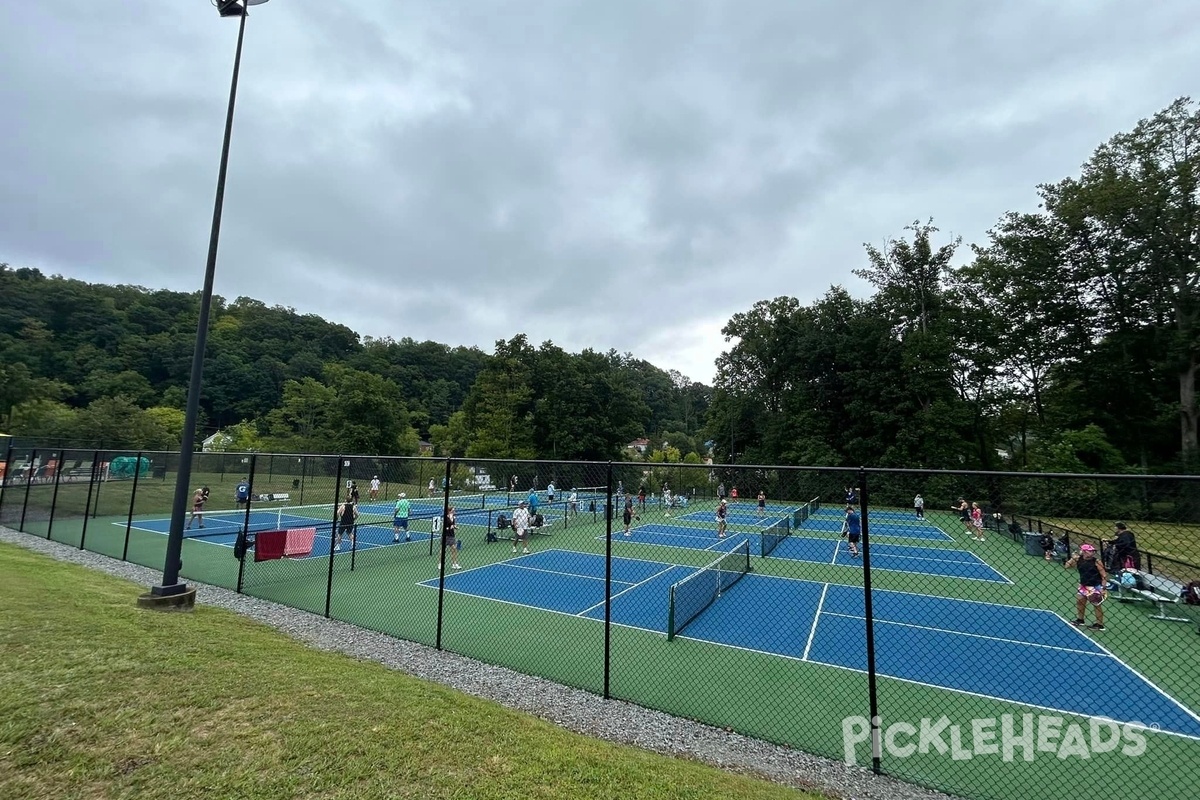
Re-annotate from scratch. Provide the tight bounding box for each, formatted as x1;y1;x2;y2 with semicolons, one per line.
1065;543;1107;630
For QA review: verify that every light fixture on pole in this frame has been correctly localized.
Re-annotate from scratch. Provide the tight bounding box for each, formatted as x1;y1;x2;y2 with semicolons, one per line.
148;0;272;598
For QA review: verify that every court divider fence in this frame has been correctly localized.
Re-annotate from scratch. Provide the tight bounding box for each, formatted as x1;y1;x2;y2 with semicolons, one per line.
2;447;1200;800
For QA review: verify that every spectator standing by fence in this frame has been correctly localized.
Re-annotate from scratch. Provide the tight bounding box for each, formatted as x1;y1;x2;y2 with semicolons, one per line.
1114;522;1141;570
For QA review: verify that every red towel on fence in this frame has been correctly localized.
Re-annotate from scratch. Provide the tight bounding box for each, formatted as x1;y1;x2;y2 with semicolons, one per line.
284;527;316;557
254;529;287;562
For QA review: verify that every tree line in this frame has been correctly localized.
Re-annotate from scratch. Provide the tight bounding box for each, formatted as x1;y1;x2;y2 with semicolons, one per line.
0;270;710;460
3;98;1197;474
708;98;1200;475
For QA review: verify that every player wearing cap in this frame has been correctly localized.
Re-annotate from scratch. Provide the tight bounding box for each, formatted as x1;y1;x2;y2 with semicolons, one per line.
512;500;531;554
716;498;728;538
370;475;380;500
1065;543;1107;630
393;492;411;542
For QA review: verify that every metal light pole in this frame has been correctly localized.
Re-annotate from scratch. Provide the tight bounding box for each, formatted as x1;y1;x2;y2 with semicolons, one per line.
152;0;272;596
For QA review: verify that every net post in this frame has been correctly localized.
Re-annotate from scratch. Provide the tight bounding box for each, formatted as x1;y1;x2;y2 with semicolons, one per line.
603;461;613;699
666;585;676;642
324;458;344;619
858;467;882;775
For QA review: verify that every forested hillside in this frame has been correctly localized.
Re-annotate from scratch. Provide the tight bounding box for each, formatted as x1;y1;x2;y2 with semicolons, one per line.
2;99;1198;472
0;268;709;460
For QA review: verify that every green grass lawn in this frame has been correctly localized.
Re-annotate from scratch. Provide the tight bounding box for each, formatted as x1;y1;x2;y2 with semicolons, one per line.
0;541;829;800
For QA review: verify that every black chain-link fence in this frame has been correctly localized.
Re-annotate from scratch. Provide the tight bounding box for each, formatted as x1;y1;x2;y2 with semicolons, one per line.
4;447;1199;800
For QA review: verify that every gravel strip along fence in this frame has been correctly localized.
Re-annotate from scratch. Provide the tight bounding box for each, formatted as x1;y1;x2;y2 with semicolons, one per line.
1;525;957;800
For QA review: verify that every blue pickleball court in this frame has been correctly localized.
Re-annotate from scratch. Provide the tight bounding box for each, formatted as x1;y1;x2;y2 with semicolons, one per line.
423;549;1200;740
615;521;1008;583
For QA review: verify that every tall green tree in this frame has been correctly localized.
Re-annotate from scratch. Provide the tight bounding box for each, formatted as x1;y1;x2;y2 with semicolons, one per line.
1041;97;1200;466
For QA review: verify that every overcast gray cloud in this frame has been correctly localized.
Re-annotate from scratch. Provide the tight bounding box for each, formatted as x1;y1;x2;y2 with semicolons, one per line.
2;1;1197;384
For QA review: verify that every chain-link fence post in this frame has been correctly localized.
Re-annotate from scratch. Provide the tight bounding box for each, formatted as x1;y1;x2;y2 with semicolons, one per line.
18;448;37;532
78;451;101;551
858;467;881;775
435;457;452;650
324;458;345;619
45;452;65;540
0;439;13;519
121;452;143;562
604;460;613;699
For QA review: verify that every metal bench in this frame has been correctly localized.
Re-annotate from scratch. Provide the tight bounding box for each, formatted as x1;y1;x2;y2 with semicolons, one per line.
1116;570;1195;623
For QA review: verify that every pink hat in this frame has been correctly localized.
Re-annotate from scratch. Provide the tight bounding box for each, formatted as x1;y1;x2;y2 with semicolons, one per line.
1080;543;1096;552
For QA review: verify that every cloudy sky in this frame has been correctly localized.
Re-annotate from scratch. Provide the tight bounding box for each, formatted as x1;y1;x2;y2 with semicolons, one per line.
2;2;1196;384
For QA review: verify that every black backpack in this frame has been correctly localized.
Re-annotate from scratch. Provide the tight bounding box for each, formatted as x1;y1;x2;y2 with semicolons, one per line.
1184;581;1200;605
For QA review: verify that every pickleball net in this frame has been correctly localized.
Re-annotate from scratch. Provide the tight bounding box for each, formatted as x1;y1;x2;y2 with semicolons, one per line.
759;516;791;557
791;495;822;530
667;540;752;640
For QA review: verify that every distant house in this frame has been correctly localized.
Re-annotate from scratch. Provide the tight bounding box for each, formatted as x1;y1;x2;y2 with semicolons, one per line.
418;440;434;455
626;438;650;455
202;431;232;452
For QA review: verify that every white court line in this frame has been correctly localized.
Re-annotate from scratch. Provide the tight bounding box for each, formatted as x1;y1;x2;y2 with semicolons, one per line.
801;583;829;661
577;563;684;616
821;610;1104;657
669;576;1200;741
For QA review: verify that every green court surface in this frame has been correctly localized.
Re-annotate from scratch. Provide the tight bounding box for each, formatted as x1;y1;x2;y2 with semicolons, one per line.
22;498;1200;800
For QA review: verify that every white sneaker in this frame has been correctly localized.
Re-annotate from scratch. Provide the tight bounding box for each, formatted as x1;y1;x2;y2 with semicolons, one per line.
393;536;399;543
523;548;530;554
512;546;517;553
452;564;461;570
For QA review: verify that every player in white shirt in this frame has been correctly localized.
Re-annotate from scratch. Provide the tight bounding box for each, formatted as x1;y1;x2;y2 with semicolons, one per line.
512;501;532;554
369;475;380;500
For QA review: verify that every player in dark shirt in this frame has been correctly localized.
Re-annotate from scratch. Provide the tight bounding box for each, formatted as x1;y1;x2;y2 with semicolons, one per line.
1065;543;1107;630
842;506;861;558
335;500;357;551
442;507;460;570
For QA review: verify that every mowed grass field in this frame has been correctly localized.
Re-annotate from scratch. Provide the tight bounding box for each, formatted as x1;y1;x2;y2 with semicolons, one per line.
0;542;825;800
